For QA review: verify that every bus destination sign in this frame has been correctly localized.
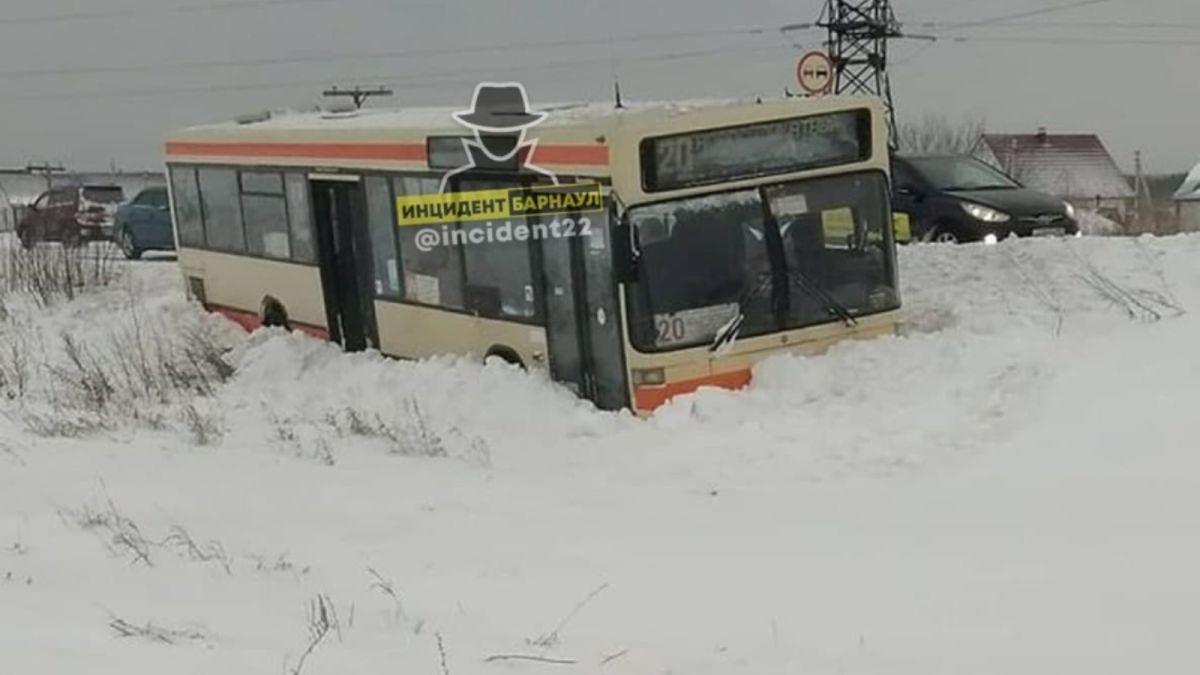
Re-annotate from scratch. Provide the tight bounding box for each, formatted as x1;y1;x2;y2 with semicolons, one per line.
640;109;870;192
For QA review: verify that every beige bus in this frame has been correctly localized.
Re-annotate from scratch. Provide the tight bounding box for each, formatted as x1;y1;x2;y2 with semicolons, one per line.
164;92;900;414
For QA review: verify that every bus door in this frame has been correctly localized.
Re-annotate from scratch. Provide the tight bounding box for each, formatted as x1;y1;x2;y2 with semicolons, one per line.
309;176;379;352
539;205;628;411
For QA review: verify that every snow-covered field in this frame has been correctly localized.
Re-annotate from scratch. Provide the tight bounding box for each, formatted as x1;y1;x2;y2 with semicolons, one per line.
3;235;1200;674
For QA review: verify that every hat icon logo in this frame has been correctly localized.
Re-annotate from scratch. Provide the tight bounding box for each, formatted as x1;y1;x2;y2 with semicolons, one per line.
452;83;548;133
437;82;558;192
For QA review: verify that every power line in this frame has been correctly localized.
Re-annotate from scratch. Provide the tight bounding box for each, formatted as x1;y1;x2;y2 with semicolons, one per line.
938;0;1119;30
0;43;795;105
918;19;1200;31
0;25;797;82
0;0;332;26
946;34;1200;47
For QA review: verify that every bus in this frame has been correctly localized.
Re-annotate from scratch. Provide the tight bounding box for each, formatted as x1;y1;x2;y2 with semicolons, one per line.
163;92;900;414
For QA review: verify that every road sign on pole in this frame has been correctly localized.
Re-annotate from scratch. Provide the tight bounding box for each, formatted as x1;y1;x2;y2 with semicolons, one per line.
797;51;834;95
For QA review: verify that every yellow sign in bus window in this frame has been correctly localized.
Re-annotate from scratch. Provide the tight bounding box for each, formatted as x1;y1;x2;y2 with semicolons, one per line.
822;207;855;246
893;212;912;242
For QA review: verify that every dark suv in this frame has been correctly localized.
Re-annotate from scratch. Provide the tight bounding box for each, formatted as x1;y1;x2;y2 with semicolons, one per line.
891;155;1080;244
17;184;125;248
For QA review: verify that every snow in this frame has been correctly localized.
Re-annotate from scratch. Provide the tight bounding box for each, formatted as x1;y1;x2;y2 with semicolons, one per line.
182;97;782;134
1076;209;1123;236
4;234;1200;673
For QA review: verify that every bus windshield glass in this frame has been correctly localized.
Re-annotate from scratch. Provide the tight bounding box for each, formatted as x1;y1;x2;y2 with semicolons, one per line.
627;172;898;352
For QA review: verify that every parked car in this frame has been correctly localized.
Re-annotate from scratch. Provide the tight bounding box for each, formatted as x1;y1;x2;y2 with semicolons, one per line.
891;155;1080;244
113;186;176;259
16;184;125;248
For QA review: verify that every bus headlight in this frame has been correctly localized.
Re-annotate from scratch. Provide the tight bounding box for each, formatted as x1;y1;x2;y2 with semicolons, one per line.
961;202;1011;223
632;367;666;386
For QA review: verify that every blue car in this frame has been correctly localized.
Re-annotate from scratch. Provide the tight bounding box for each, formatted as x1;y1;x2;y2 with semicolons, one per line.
113;186;176;259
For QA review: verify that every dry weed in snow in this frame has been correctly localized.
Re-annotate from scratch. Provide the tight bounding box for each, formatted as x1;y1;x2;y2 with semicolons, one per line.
0;242;119;307
289;594;341;675
108;615;210;645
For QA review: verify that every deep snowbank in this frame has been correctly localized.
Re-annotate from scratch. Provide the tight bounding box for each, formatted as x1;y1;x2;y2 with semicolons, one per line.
3;235;1200;675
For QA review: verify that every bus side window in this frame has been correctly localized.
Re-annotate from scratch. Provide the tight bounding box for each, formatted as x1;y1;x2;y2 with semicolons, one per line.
364;176;401;298
240;171;290;260
168;166;205;248
459;179;538;322
285;173;316;263
393;177;465;310
196;167;245;253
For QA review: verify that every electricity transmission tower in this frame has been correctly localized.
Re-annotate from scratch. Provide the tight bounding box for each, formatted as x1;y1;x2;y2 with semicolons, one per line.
819;0;904;147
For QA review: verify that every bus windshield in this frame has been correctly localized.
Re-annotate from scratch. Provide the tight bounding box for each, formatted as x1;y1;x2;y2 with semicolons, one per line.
627;172;898;352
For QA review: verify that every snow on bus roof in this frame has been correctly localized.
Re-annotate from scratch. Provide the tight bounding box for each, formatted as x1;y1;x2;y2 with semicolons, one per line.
178;97;825;134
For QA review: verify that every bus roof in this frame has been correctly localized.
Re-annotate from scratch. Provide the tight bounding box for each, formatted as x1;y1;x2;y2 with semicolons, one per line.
168;95;882;140
164;95;886;179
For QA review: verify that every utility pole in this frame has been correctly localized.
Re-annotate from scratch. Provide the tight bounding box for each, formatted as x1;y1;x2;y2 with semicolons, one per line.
819;0;925;149
322;85;393;110
1133;150;1154;234
25;162;66;191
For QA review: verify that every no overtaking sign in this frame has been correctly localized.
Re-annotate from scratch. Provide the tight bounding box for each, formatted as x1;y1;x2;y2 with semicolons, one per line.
797;51;834;95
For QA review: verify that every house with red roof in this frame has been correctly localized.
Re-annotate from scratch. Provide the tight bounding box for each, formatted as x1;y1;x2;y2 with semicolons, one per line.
976;128;1134;220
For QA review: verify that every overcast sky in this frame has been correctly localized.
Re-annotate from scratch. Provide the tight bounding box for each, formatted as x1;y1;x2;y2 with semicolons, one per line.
1;0;1196;174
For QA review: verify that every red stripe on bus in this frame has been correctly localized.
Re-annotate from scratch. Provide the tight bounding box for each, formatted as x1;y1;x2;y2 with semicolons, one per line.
208;304;329;340
634;369;753;412
166;141;427;162
165;141;610;166
530;144;610;166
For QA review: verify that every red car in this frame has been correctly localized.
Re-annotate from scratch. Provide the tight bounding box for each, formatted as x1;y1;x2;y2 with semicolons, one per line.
17;184;125;248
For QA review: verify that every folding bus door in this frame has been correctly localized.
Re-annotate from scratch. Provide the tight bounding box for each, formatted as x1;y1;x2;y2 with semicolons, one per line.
309;176;379;352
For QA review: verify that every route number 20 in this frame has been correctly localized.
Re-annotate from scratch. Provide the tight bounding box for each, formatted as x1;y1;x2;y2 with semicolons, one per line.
656;316;687;344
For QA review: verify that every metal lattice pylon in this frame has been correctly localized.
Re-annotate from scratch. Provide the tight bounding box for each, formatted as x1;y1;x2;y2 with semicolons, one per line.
820;0;902;147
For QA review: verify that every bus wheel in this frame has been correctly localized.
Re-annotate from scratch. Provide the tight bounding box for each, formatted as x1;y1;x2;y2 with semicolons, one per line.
260;295;291;331
485;347;525;371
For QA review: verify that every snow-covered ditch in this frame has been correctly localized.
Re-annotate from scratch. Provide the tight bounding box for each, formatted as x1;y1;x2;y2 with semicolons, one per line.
3;234;1200;674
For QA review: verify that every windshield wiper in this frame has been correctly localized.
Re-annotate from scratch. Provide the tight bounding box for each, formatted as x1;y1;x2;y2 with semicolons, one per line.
709;273;772;353
709;267;858;352
784;267;857;328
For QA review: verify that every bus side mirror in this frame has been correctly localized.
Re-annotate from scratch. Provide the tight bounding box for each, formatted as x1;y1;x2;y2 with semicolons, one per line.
611;206;638;283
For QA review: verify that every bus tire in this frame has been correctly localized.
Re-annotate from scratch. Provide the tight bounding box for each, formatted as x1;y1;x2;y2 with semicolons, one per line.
260;295;291;331
485;346;525;371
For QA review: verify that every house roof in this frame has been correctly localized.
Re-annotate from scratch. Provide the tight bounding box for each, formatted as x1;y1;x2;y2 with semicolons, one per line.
1173;163;1200;201
981;133;1134;200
